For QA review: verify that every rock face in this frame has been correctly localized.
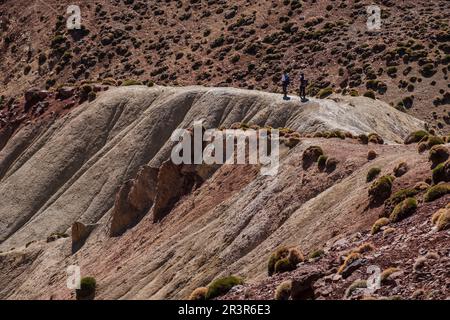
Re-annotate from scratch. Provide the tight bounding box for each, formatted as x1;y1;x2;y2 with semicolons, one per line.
0;86;431;300
71;222;97;253
110;166;159;236
0;86;424;251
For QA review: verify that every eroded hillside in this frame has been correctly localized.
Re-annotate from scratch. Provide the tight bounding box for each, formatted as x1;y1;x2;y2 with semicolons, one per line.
0;0;449;131
2;86;449;300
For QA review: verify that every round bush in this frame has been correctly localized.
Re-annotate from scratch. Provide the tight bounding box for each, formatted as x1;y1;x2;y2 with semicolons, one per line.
368;133;384;144
274;280;292;300
429;145;449;167
367;150;377;160
371;217;390;234
318;155;328;170
76;277;96;300
189;287;207;300
389;197;418;222
205;276;243;300
424;183;450;202
367;167;381;182
368;175;394;203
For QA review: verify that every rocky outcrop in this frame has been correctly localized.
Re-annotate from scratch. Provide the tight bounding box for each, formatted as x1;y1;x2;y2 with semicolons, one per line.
71;222;97;253
110;166;159;236
151;161;217;222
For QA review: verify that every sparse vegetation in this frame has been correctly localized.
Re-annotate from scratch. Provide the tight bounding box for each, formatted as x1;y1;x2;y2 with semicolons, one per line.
393;162;408;177
345;279;367;297
367;167;381;182
369;175;394;202
318;155;328;170
302;146;324;168
268;247;303;276
381;267;401;283
371;217;390;234
338;252;362;275
368;133;384;144
317;87;333;99
404;130;429;144
424;183;450;202
122;79;143;86
308;249;325;259
76;277;96;300
429;145;450;167
389;197;418;222
189;287;207;300
205;276;243;300
431;208;450;231
274;280;292;300
367;150;377;160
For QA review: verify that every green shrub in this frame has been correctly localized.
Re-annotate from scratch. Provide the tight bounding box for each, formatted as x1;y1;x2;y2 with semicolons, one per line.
274;258;294;273
385;188;419;208
76;277;96;300
424;183;450;202
345;279;367;297
317;87;333;99
325;157;339;171
368;150;377;160
363;90;376;99
389;197;418;222
435;209;450;231
358;134;369;144
369;175;394;203
274;280;292;300
318;155;328;170
420;63;436;77
367;167;381;182
429;145;449;167
205;276;243;300
88;91;97;102
380;267;401;283
368;133;384;144
189;287;207;300
308;249;325;259
268;247;303;276
302;146;324;168
393;162;408;177
404;130;428;144
427;136;445;148
338;252;362;275
371;217;390;234
387;66;398;76
432;162;447;184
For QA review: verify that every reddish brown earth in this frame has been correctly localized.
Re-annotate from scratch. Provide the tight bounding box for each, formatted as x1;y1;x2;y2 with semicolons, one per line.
0;0;449;301
1;0;449;132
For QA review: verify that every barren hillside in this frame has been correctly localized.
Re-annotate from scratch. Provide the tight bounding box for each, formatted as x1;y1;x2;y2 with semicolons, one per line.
0;0;449;302
1;86;448;300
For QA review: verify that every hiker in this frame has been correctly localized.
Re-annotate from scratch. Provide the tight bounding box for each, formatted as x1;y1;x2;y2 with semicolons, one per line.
299;73;308;101
281;71;290;99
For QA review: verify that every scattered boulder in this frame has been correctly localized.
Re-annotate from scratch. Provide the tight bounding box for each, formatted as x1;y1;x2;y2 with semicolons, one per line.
290;266;324;300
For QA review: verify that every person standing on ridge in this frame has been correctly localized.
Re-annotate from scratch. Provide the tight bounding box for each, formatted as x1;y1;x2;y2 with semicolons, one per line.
299;73;308;101
281;71;290;99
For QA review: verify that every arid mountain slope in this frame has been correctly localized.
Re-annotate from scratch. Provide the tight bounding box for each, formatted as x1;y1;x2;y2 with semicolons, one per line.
0;86;439;300
0;86;424;250
0;0;449;130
